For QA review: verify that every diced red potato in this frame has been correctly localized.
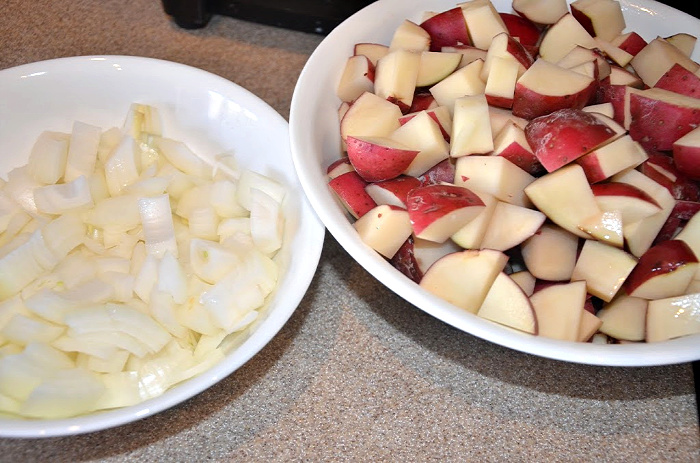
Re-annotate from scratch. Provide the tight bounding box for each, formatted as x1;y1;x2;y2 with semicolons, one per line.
405;183;485;242
664;32;697;58
571;238;637;302
530;281;587;341
511;0;569;26
492;121;543;176
498;12;541;47
610;31;647;56
354;43;389;66
477;271;538;334
460;0;509;50
521;223;579;281
353;204;413;259
419;248;509;313
578;209;624;248
374;49;421;113
590;181;662;224
570;0;626;42
328;170;377;219
389;19;431;52
630;37;700;88
417;158;456;185
451;189;498;249
537;13;597;63
597;294;648;341
365;175;422;208
626;87;700;152
442;45;488;69
575;134;648;183
416;51;463;87
481;31;534;82
327;0;700;344
512;59;597;120
340;91;403;142
419;7;471;51
673;127;700;181
345;135;420;182
326;157;355;179
654;63;700;99
624;239;699;300
336;55;375;103
524;108;617;173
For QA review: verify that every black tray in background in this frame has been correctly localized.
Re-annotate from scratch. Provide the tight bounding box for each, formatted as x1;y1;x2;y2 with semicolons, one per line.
162;0;698;33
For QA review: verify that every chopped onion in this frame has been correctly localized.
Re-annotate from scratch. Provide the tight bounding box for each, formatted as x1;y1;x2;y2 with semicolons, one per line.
64;121;101;182
154;137;212;179
27;131;69;185
249;187;284;255
104;135;141;196
0;103;287;419
138;194;177;258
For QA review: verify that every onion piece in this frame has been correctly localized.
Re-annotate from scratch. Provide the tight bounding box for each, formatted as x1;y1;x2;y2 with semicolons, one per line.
154;137;212;179
138;194;177;258
27;131;69;185
64;121;101;182
249;187;284;255
64;303;171;353
104;135;141;196
19;367;105;419
236;168;286;211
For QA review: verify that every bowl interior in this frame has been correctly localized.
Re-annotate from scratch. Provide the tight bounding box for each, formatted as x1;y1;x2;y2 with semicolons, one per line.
289;0;700;367
0;55;325;437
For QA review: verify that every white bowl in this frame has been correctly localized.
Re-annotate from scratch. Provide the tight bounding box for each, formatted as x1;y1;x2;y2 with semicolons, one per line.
290;0;700;367
0;56;325;437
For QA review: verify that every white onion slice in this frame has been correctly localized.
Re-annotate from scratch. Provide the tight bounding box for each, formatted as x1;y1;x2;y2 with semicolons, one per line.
27;131;69;185
64;121;101;182
139;194;177;258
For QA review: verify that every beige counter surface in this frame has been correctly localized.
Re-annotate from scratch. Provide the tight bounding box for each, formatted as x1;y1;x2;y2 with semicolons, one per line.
1;0;699;461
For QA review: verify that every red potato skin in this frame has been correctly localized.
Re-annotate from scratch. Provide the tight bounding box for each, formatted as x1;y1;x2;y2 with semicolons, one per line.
615;32;647;56
595;82;628;125
569;6;595;39
389;236;423;283
499;12;541;47
326;157;354;178
420;7;471;52
405;184;485;236
408;91;437;111
623;239;699;294
417;158;456;185
590;182;661;208
512;79;598;120
328;170;378;219
673;144;700;181
504;34;536;70
486;94;515;110
640;153;700;202
495;141;544;176
524;108;617;172
628;91;700;152
346;136;420;182
367;175;422;206
654;200;700;245
400;107;450;142
654;63;700;99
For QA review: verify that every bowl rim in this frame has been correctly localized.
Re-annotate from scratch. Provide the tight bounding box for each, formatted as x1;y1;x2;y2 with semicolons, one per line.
0;55;325;437
289;0;700;368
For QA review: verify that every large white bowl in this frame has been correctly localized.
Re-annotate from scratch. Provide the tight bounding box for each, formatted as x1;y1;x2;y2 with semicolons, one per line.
0;56;325;437
290;0;700;367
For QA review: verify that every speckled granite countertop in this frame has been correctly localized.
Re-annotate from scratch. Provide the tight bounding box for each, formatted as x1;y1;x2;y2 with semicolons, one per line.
0;0;699;461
